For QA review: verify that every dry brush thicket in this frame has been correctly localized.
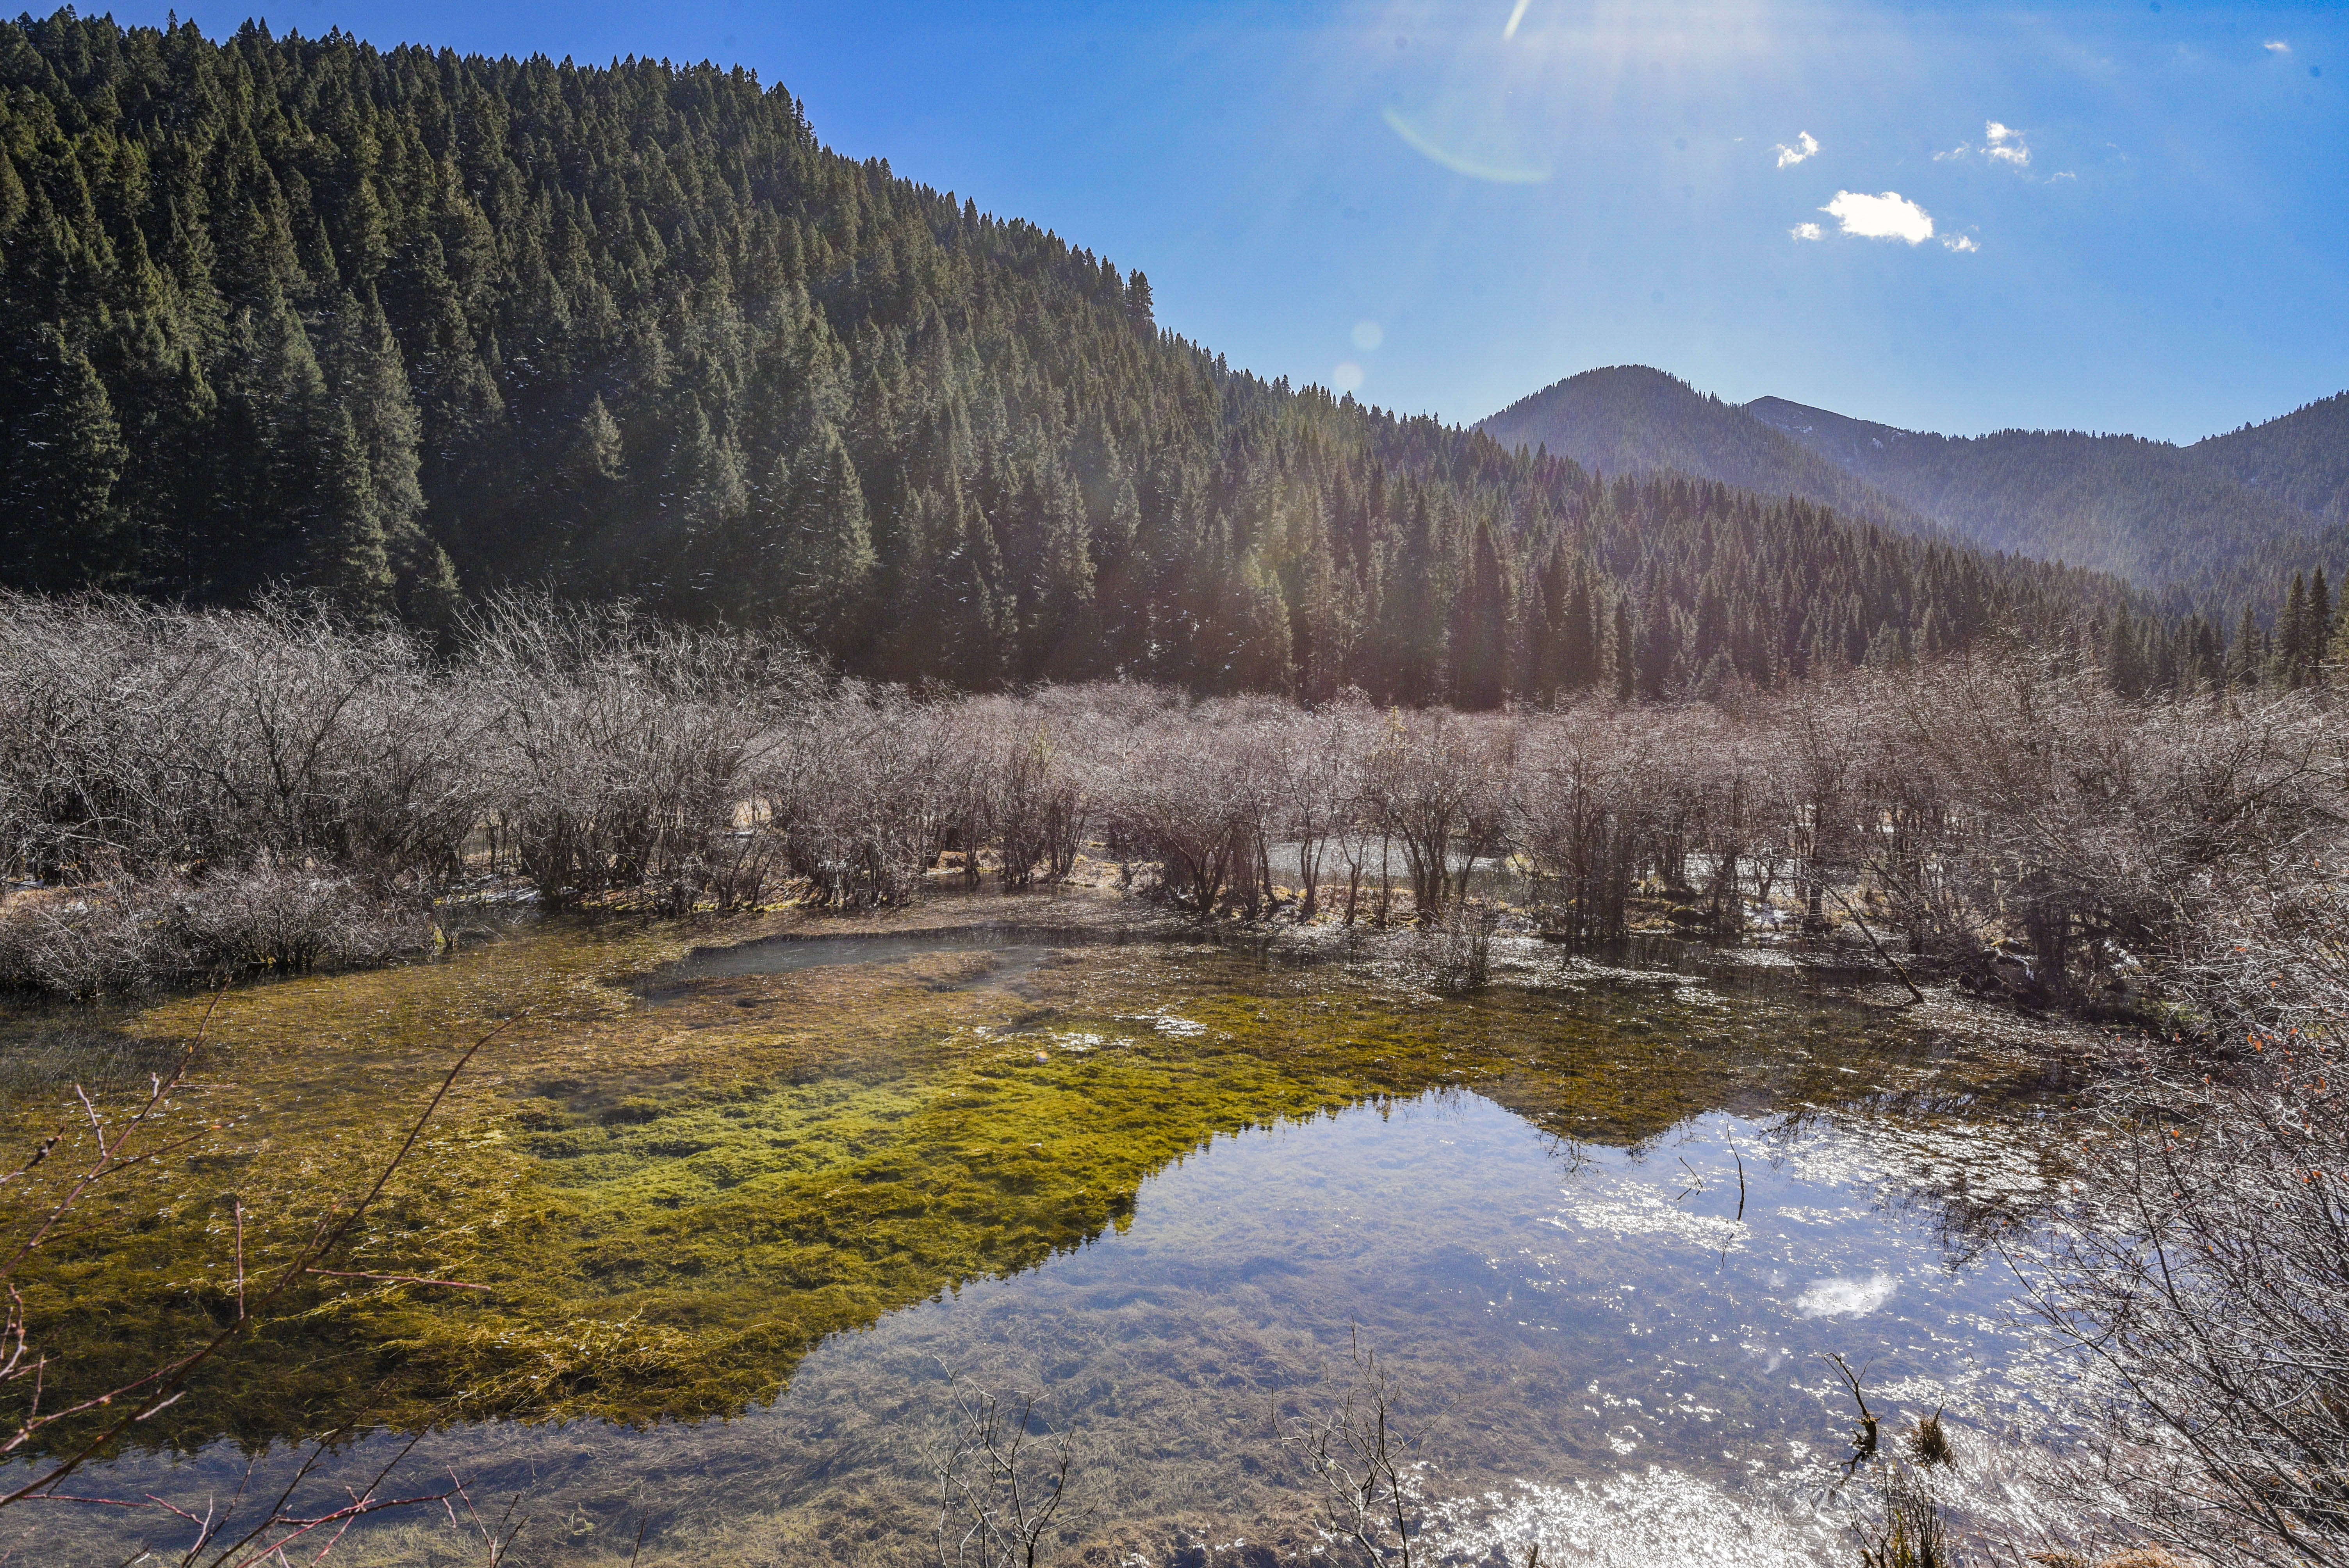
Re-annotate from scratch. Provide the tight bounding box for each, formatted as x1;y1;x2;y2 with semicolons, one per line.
4;593;2344;1006
2011;871;2349;1568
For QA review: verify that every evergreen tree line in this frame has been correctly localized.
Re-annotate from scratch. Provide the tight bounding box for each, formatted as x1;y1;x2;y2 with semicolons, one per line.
2093;565;2349;698
2;10;2126;705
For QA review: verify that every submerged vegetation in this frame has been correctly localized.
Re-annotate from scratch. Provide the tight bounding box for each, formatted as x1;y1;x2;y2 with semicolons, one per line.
4;915;2013;1457
0;904;2089;1564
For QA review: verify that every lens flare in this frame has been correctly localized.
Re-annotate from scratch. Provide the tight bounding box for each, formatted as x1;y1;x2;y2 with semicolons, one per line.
1381;105;1549;184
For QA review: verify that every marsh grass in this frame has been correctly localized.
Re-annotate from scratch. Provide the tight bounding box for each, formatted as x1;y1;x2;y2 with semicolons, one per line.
1856;1463;1955;1568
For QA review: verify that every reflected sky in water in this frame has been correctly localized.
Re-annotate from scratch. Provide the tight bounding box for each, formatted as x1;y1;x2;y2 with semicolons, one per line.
17;1070;2069;1564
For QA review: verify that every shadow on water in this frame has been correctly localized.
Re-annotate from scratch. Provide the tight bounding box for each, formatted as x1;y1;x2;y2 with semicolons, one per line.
634;925;1153;1001
0;910;2089;1565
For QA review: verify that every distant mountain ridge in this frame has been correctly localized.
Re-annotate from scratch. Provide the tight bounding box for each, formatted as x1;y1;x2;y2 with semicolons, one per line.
2189;391;2349;526
1478;367;2349;610
1479;367;1941;538
1744;397;2337;607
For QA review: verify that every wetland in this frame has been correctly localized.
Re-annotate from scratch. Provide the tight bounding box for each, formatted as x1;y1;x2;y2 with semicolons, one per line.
1;894;2099;1566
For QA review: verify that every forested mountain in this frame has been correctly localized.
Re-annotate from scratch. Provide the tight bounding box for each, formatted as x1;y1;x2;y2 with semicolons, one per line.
1745;396;2345;611
2189;391;2349;527
0;11;2124;706
1472;363;2349;618
1477;367;1938;537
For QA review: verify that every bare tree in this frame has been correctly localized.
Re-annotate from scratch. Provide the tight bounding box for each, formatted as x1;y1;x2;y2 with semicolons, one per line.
1360;709;1508;927
2010;907;2349;1567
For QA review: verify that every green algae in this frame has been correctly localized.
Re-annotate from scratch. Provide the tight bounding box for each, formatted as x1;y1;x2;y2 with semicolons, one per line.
0;909;2049;1460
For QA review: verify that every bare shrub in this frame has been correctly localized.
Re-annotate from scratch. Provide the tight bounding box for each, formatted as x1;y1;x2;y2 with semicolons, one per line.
1855;1462;1957;1568
1105;713;1253;916
984;704;1096;893
1274;1338;1454;1568
2012;879;2349;1568
9;594;2347;1017
927;1366;1090;1568
462;594;814;912
1515;706;1646;946
0;867;429;997
1429;899;1499;992
0;592;484;887
1277;702;1369;920
765;690;949;907
1361;709;1513;927
1850;654;2338;998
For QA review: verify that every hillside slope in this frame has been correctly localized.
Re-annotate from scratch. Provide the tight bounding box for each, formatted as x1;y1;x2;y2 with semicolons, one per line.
2189;391;2349;526
0;11;2121;704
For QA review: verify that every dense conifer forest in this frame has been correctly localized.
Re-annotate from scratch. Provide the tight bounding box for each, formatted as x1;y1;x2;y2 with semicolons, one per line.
2192;388;2349;525
1743;393;2349;609
0;9;2145;704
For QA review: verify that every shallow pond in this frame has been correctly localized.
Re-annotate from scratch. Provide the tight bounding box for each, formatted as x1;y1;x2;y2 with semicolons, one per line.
0;900;2084;1565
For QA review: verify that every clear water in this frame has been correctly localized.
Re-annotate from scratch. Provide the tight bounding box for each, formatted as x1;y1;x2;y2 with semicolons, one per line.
633;927;1119;1001
0;912;2080;1566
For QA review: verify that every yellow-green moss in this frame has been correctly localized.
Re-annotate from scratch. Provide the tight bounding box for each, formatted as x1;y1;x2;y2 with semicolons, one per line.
0;913;2040;1457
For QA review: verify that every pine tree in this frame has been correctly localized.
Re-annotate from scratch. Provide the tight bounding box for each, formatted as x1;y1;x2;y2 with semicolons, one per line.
1560;571;1598;694
1613;598;1636;702
2;328;131;591
771;421;876;644
2280;573;2311;687
1449;517;1508;709
2309;567;2331;687
300;403;396;617
576;396;626;483
2105;603;2146;696
2231;603;2263;690
1638;600;1681;699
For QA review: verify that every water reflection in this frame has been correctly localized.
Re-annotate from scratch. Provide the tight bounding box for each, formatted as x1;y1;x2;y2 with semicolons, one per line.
1;918;2078;1564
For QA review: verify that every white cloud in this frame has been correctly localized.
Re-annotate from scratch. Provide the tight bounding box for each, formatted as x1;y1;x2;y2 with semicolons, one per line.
1932;142;1971;161
1774;132;1819;168
1941;233;1980;253
2265;39;2291;54
1984;120;2031;166
1822;190;1935;244
1797;1272;1898;1318
1790;221;1824;241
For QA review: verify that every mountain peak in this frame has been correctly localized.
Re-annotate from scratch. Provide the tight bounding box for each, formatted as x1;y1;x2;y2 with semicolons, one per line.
1476;369;1932;533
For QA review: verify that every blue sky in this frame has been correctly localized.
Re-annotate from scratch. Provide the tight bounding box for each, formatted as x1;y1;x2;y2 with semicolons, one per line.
114;0;2345;442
